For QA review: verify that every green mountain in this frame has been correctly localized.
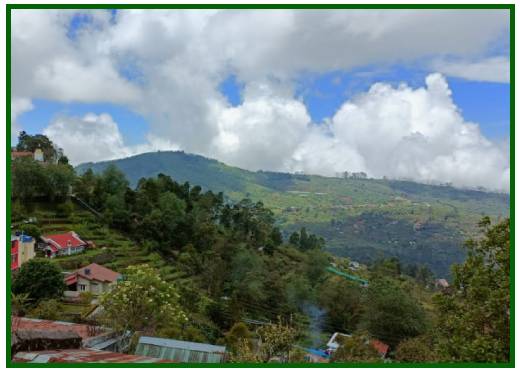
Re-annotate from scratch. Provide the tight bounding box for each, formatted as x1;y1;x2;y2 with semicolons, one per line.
76;151;509;277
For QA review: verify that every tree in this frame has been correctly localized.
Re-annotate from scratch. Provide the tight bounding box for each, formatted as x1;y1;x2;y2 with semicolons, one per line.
12;259;65;304
11;293;31;317
433;217;510;362
30;299;64;320
318;277;363;332
18;224;41;239
11;158;48;200
100;264;186;334
224;322;252;354
331;333;382;363
257;317;298;362
361;276;426;348
16;132;57;162
395;335;439;362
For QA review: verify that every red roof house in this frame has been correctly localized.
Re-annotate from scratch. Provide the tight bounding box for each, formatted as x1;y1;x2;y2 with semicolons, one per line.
41;231;87;257
65;263;122;295
371;339;390;358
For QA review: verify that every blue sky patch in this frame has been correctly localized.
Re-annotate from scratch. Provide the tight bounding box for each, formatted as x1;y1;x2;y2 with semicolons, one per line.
16;100;149;146
219;75;244;107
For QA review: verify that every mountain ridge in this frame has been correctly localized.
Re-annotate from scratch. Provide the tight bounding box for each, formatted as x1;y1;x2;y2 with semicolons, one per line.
76;150;509;277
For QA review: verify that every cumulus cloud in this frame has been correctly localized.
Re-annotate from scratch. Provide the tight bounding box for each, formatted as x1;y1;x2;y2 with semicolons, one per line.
13;10;511;191
292;74;509;191
432;56;510;83
11;97;34;143
43;113;180;165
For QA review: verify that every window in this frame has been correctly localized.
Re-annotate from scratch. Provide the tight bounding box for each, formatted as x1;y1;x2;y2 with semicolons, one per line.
79;284;87;291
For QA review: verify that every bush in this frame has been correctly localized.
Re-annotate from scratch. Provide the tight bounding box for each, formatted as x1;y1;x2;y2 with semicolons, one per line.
18;224;41;239
30;299;64;320
79;292;95;305
12;259;65;304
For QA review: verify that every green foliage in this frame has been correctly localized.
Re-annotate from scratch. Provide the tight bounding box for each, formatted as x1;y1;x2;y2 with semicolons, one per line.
30;299;64;320
395;335;439;362
361;276;426;348
11;293;31;317
433;217;510;362
12;158;74;201
16;131;59;162
331;333;382;363
318;277;363;333
100;264;186;334
224;322;252;354
18;223;41;239
75;150;509;278
256;318;298;362
12;259;65;304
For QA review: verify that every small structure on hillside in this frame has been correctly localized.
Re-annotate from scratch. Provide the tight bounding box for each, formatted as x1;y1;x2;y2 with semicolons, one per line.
40;231;87;257
326;332;389;359
65;263;122;296
11;317;167;363
435;278;450;290
11;234;36;271
135;336;226;363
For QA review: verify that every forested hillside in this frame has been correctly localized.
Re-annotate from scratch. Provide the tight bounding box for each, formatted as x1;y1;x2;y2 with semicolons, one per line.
11;134;510;362
77;151;509;277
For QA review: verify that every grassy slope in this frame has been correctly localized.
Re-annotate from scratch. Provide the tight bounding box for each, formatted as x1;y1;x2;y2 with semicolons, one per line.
76;151;509;277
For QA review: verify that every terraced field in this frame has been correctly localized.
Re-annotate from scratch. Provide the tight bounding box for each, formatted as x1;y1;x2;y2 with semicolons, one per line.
13;202;189;284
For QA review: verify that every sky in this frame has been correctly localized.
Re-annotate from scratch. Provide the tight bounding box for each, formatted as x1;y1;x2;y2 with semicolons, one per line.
11;9;510;192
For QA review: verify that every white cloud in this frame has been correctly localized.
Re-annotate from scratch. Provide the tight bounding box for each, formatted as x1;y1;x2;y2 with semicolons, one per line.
13;10;511;191
11;97;34;143
292;74;509;191
43;113;130;165
432;56;510;83
43;113;180;165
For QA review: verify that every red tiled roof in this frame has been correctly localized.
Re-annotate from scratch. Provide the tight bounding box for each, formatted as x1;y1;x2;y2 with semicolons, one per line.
371;339;390;356
65;263;121;285
14;318;106;341
13;349;174;363
41;232;87;252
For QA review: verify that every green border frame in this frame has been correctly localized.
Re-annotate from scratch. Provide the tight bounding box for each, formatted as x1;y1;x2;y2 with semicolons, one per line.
5;3;515;368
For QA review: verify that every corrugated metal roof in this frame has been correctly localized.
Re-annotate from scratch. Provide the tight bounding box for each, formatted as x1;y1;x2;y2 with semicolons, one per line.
136;336;226;363
138;336;226;353
13;349;174;363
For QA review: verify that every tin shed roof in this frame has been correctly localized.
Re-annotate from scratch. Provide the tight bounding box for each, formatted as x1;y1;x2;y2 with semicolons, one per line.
138;336;226;353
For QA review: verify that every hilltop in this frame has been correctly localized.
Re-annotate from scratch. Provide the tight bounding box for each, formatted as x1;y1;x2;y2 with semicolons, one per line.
77;151;509;277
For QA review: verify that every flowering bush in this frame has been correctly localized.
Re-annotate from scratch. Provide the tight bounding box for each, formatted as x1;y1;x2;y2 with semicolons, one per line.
100;264;187;334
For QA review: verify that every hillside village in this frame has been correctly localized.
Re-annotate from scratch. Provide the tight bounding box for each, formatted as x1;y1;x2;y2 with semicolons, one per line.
9;134;510;364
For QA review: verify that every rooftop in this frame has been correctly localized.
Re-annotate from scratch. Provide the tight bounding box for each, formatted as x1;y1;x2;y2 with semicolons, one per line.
13;349;174;363
41;231;86;251
13;318;107;342
65;263;121;285
138;336;226;354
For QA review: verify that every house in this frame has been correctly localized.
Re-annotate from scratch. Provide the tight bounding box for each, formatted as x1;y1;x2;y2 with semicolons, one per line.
11;318;166;363
326;332;389;359
435;279;450;289
33;148;44;162
326;332;352;352
65;263;122;296
41;231;87;257
11;238;19;271
11;151;34;161
371;339;390;358
302;348;330;363
135;336;227;363
10;234;36;271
